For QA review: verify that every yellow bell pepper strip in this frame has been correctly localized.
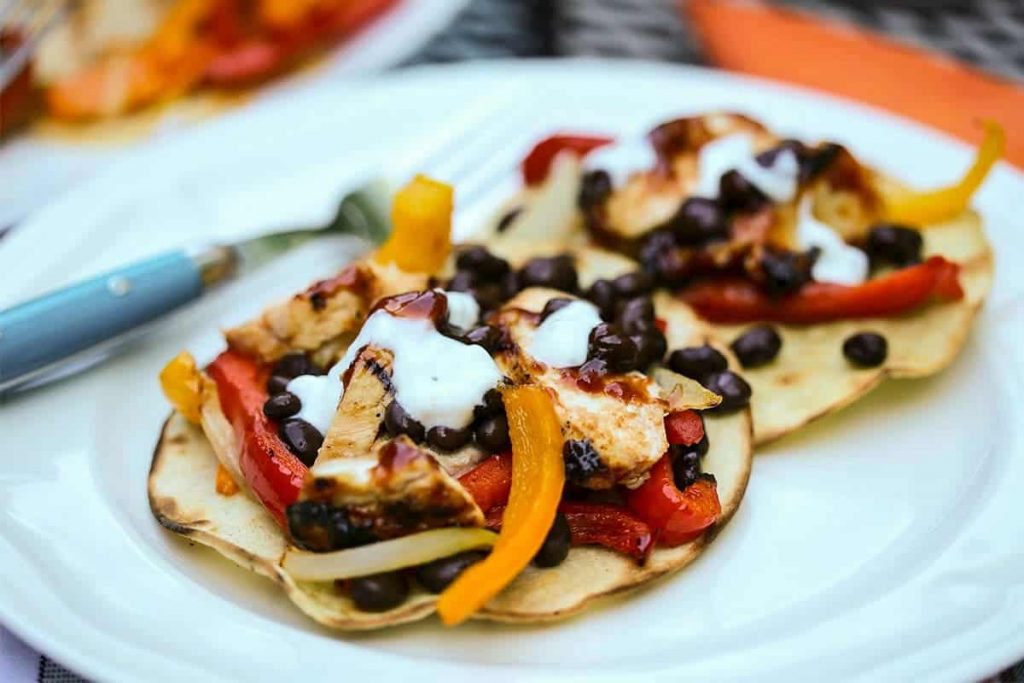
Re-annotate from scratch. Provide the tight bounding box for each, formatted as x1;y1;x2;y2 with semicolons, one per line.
883;121;1005;226
375;175;454;274
436;386;565;626
159;351;204;424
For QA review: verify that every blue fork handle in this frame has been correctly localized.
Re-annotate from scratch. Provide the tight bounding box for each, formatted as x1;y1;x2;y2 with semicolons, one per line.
0;250;206;390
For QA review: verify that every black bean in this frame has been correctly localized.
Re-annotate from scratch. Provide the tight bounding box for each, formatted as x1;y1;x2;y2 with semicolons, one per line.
843;332;888;367
800;143;842;182
667;345;728;380
866;224;923;267
263;392;301;420
563;439;604;484
348;572;409;612
719;170;769;212
415;550;487;593
426;425;472;452
325;508;375;549
588;324;641;372
585;278;618;319
279;419;323;466
533;513;572;568
463;325;502;354
639;228;692;288
273;353;311;379
670;197;729;245
471;282;506;311
384;401;425;442
455;245;491;272
541;297;575;322
633;330;668;367
731;325;782;368
693;430;709;457
617;297;655;334
267;374;291;395
456;245;510;280
501;270;521;300
755;139;807;169
518;255;578;293
760;249;813;297
285;501;332;551
475;414;511;453
446;270;476;293
578;169;613;209
674;461;701;490
612;271;654;298
286;502;375;552
496;207;523;233
672;445;701;470
703;371;753;413
474;388;505;420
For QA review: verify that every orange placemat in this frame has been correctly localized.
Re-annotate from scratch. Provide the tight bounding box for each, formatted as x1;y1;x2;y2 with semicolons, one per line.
686;0;1023;168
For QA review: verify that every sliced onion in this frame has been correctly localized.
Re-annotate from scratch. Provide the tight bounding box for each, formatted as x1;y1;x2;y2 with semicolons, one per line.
281;528;498;582
652;368;722;411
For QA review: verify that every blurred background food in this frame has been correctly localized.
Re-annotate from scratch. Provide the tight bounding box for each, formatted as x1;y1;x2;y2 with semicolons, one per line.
3;0;397;131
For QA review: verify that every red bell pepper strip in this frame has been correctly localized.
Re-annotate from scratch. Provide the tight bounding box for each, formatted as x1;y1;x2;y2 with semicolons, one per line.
560;502;654;563
205;40;285;86
626;455;721;547
522;134;614;186
458;452;513;513
206;350;307;526
485;502;654;563
665;410;704;446
681;256;964;324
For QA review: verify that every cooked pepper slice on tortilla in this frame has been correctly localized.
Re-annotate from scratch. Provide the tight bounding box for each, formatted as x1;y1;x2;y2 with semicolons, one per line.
522;134;614;186
437;386;566;626
458;452;513;513
206;350;307;525
626;455;721;547
882;121;1005;226
681;256;964;324
558;502;654;563
665;409;705;446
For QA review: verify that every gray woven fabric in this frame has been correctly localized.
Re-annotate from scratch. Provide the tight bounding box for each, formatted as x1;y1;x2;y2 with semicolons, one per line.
773;0;1024;82
25;0;1024;680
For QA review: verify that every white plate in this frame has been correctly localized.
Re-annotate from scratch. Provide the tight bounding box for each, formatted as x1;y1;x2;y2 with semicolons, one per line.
0;0;470;227
2;60;1024;683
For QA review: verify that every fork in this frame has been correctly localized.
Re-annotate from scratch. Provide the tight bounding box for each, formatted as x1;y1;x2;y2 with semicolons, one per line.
0;0;70;93
0;95;536;394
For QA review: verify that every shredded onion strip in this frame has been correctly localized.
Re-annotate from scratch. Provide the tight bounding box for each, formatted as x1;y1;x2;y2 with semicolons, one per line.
281;528;498;582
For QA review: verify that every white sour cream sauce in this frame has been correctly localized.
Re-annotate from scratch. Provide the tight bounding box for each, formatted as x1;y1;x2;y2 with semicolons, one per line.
441;290;480;331
694;133;800;203
584;137;658;187
526;300;603;369
795;200;869;286
287;291;499;434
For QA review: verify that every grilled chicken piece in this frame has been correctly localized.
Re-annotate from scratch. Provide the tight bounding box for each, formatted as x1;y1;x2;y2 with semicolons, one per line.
591;112;880;244
301;338;487;538
599;113;776;240
316;347;394;464
493;288;670;489
303;437;484;539
225;261;429;365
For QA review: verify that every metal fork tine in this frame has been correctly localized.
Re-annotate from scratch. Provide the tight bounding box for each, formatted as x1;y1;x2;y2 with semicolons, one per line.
0;0;69;91
393;92;521;183
421;103;538;189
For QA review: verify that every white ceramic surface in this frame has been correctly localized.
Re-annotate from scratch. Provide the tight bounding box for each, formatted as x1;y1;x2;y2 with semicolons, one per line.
0;0;471;227
1;60;1023;683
